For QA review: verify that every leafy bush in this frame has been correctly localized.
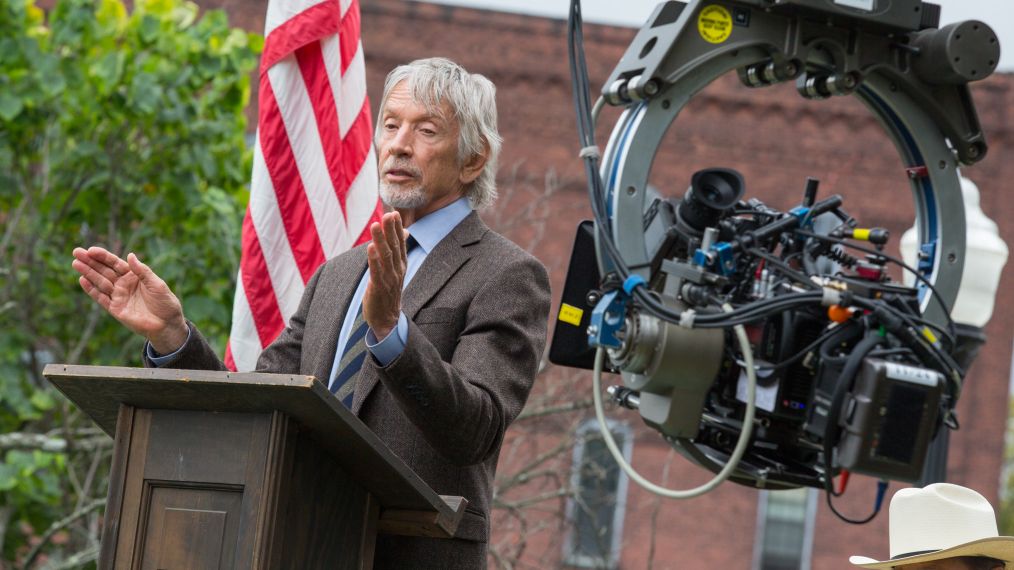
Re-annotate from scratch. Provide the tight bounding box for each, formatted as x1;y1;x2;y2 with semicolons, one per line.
0;0;260;564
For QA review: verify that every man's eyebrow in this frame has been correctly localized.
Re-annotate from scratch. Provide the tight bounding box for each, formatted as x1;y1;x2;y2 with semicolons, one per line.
410;115;449;129
415;105;447;123
420;114;446;127
381;106;446;125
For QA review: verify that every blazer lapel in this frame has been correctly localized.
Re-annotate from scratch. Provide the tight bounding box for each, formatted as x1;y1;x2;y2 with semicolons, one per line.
351;211;487;414
311;246;368;385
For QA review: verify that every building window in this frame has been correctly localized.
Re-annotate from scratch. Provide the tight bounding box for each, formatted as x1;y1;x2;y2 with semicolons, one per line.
563;419;632;569
752;488;817;570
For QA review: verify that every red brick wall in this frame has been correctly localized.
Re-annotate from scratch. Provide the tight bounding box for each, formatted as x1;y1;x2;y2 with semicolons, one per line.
356;4;1014;568
196;0;1014;567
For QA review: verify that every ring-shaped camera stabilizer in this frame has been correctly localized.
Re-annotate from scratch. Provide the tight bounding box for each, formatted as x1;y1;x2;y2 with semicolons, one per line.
567;0;1000;492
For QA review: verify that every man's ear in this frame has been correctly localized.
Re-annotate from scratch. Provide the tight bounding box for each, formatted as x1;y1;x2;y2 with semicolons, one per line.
458;140;489;185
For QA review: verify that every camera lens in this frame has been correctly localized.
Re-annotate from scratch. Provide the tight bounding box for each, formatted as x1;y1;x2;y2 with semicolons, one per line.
677;168;745;233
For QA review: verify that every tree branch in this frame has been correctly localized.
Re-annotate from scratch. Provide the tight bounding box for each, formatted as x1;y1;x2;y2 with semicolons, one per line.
0;196;30;258
74;445;109;513
516;399;592;421
496;437;574;492
0;506;12;561
0;432;112;453
495;488;570;510
66;304;106;364
51;544;100;570
20;498;105;570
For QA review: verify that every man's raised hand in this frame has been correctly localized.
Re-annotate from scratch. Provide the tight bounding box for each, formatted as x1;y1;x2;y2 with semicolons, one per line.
71;247;189;354
363;212;408;340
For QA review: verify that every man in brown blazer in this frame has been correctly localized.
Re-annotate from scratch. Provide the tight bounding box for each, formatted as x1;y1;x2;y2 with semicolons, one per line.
72;57;551;568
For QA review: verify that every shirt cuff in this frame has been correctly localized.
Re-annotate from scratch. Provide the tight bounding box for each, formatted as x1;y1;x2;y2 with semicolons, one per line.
366;312;408;366
146;325;192;367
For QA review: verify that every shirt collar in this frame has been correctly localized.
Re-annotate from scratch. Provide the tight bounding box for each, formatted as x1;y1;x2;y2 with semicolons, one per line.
406;197;472;254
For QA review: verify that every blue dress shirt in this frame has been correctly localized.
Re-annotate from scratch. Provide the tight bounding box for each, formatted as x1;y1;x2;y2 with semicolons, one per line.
325;197;472;390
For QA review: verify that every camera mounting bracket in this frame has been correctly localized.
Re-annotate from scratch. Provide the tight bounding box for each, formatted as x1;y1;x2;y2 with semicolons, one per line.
596;0;999;327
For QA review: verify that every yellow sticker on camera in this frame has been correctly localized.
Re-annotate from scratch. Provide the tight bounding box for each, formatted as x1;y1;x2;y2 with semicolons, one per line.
558;303;584;327
698;5;733;44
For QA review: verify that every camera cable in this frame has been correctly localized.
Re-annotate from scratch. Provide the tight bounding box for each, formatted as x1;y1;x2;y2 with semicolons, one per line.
591;304;757;498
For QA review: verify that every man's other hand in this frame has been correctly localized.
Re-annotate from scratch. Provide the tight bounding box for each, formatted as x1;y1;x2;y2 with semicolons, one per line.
72;246;189;354
364;212;408;340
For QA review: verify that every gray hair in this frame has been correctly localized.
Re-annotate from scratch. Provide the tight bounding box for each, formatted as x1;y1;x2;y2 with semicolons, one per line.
376;57;502;209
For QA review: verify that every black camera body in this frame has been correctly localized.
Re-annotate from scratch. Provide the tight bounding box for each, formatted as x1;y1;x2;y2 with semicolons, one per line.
551;168;957;489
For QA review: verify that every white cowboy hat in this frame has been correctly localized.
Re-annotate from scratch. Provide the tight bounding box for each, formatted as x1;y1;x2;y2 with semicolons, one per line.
850;483;1014;568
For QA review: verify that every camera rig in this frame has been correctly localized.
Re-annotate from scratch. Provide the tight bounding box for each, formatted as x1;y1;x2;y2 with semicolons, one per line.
552;0;999;513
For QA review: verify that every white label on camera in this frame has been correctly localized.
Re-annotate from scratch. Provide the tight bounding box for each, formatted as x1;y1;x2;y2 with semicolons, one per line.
737;369;778;412
834;0;875;11
884;362;941;387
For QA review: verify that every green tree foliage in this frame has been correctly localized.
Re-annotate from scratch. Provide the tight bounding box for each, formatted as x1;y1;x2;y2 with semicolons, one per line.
0;0;260;563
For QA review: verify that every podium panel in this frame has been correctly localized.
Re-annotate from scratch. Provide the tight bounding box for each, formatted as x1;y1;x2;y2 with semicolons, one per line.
141;486;241;569
105;406;373;569
44;365;465;570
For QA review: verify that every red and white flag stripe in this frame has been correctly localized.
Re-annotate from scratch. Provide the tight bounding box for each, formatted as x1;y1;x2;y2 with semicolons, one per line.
226;0;381;371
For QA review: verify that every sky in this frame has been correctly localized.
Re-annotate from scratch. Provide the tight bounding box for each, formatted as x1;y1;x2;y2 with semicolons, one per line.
422;0;1014;72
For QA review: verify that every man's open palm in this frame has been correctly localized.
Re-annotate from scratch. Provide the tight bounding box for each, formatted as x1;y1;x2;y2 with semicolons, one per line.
72;247;189;353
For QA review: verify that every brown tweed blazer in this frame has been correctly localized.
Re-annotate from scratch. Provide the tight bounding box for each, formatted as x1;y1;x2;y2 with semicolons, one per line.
147;211;550;553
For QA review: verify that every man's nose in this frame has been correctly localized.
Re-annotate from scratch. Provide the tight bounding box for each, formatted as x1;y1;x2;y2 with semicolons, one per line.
387;126;412;156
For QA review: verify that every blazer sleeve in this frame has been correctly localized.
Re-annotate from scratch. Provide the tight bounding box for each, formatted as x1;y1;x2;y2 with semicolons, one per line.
143;263;326;375
370;253;551;466
141;320;229;371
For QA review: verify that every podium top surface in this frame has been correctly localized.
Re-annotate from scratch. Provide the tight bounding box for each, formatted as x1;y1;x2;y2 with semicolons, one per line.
44;364;455;519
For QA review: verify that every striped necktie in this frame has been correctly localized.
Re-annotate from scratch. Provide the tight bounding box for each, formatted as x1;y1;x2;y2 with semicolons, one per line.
331;306;367;407
330;235;417;407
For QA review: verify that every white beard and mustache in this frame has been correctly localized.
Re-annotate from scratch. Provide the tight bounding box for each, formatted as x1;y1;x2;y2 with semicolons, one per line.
379;158;428;209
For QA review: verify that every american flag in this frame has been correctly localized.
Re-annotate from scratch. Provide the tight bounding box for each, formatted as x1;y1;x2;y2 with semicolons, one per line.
225;0;381;371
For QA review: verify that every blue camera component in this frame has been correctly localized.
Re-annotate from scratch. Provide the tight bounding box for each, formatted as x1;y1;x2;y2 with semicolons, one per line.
789;206;812;226
712;242;736;276
588;275;646;349
692;242;737;276
918;241;936;273
587;290;627;349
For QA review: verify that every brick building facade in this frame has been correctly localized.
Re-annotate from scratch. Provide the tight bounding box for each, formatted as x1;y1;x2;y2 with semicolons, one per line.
200;0;1014;567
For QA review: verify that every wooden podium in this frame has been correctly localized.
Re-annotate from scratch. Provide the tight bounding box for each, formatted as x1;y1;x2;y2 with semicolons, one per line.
43;364;467;570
